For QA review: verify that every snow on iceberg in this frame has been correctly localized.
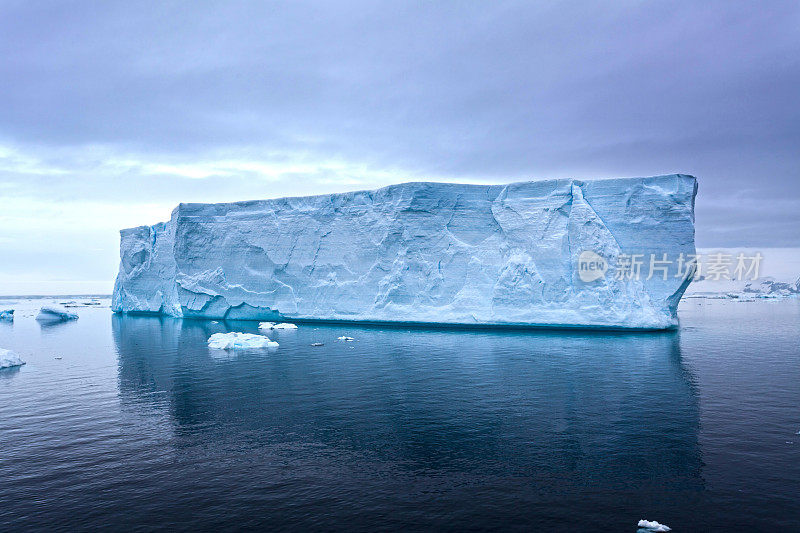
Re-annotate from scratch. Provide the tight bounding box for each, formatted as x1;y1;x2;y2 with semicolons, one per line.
36;305;79;322
0;309;13;321
207;332;278;350
637;519;671;532
112;175;698;329
0;348;25;369
258;322;298;330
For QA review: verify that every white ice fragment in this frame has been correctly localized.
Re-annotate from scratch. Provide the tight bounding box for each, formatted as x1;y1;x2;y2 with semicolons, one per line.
0;348;25;369
310;342;324;346
207;332;278;350
36;305;79;321
259;322;297;330
638;519;671;532
337;336;354;342
0;309;13;321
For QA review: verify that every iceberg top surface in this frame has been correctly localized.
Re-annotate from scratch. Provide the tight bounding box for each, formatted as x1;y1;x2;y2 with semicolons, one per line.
187;174;690;214
122;174;694;229
113;174;698;329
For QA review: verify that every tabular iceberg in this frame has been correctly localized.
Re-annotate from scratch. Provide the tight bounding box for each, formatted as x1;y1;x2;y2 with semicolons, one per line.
113;174;698;329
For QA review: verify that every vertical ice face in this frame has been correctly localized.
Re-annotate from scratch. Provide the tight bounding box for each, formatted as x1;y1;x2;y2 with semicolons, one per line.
113;222;181;316
112;174;698;329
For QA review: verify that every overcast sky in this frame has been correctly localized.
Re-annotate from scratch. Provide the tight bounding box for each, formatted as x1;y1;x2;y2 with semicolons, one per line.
1;1;798;294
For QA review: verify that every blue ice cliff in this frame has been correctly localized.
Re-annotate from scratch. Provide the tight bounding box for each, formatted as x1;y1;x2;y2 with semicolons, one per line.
112;175;698;329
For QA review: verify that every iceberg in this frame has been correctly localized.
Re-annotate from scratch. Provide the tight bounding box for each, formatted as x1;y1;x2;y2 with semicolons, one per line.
637;519;671;532
36;305;79;322
112;175;697;329
207;332;278;350
0;348;25;369
0;309;13;321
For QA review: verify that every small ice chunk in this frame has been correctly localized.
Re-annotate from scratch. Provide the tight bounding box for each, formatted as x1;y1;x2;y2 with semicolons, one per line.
0;348;25;369
207;332;278;350
258;322;298;330
36;305;79;322
638;519;671;532
310;342;324;347
337;336;355;342
0;309;13;321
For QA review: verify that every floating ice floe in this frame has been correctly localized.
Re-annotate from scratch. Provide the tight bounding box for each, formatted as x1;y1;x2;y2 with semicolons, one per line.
638;519;671;532
337;336;355;342
258;322;298;330
207;332;278;350
0;309;13;321
0;348;25;369
36;305;79;322
310;342;324;347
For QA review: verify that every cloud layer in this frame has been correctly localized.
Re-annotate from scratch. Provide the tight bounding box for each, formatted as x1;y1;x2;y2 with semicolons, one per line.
1;1;798;293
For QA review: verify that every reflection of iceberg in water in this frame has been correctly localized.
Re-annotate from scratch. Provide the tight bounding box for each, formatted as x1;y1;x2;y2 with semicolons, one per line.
112;314;703;526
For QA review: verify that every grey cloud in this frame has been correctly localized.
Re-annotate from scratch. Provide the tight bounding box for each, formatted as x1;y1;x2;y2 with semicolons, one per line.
0;0;798;291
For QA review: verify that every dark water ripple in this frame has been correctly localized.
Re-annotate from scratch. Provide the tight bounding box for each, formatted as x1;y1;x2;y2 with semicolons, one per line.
0;298;798;531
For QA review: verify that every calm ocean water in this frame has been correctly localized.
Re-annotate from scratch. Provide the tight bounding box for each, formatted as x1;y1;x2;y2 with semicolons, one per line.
1;297;798;531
